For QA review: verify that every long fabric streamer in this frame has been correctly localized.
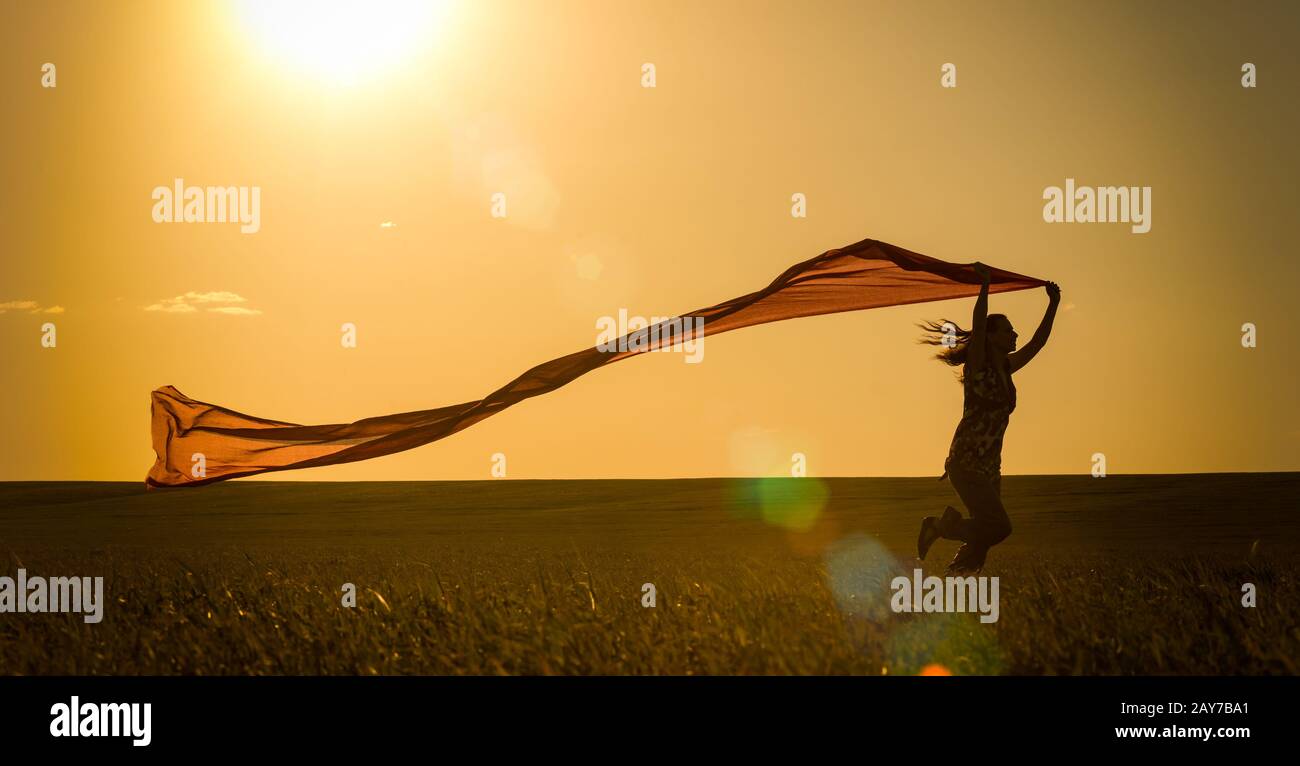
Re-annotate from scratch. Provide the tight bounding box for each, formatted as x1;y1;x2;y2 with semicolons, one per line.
147;237;1045;487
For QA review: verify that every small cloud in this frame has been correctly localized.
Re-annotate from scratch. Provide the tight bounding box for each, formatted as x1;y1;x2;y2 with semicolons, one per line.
2;299;62;315
144;291;258;315
144;302;198;313
207;306;262;316
0;300;39;313
176;291;247;305
379;221;396;229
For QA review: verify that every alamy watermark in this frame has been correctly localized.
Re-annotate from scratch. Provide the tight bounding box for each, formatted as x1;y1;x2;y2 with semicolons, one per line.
1043;178;1151;234
50;696;150;747
596;310;705;363
0;569;104;623
891;568;999;623
151;178;261;234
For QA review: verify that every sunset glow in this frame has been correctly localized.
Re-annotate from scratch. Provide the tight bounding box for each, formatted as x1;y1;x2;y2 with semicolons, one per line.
238;0;449;85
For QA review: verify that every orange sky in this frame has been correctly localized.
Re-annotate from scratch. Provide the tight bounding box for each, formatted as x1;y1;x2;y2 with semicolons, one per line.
2;0;1297;481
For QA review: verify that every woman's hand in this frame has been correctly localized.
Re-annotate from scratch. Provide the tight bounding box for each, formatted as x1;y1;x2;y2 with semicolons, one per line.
1045;281;1061;304
973;262;991;285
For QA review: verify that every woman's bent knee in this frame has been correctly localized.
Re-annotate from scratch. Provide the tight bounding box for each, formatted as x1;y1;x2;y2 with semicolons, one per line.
989;519;1012;545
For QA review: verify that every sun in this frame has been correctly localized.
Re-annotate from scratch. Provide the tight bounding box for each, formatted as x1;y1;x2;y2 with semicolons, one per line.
238;0;450;85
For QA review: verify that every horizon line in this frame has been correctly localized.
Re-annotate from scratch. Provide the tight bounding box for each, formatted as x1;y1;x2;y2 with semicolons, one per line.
2;470;1298;486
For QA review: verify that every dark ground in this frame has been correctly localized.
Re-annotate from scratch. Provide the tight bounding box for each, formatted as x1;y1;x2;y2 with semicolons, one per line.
0;474;1296;674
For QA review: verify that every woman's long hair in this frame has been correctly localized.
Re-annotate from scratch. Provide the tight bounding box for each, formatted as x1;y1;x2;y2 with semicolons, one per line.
917;314;1009;380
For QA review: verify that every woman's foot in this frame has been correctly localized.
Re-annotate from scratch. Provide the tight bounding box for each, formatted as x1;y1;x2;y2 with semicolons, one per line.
945;543;985;576
917;506;961;560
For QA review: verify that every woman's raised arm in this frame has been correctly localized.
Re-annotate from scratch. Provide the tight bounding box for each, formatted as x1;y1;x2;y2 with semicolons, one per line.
1008;282;1061;373
966;262;992;370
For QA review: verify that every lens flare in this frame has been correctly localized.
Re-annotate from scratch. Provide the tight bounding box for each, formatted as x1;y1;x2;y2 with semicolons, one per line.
823;533;900;623
731;476;830;531
886;611;1005;676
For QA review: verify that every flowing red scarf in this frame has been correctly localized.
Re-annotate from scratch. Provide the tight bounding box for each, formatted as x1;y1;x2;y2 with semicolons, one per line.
146;237;1045;487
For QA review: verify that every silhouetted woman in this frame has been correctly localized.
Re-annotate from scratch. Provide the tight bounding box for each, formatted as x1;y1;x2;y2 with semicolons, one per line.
916;263;1060;574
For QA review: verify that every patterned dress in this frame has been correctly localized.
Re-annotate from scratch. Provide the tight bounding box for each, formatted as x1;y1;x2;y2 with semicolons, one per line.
945;359;1016;478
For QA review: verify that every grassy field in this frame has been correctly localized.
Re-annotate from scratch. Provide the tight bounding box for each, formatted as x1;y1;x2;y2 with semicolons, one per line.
1;474;1297;675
